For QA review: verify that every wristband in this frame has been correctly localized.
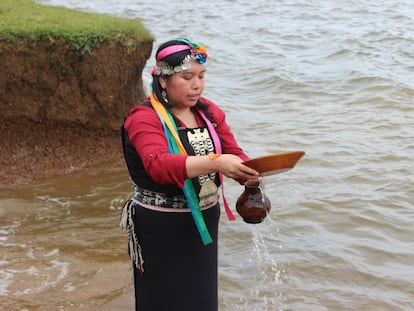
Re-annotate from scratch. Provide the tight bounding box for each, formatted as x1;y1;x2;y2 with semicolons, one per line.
208;154;221;160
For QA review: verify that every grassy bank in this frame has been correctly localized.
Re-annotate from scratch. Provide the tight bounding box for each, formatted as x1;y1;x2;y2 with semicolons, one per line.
0;0;153;54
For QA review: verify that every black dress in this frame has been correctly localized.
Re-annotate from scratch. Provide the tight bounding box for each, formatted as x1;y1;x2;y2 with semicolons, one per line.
132;202;220;311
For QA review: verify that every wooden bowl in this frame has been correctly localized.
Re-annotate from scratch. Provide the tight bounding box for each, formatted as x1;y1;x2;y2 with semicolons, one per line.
243;151;305;176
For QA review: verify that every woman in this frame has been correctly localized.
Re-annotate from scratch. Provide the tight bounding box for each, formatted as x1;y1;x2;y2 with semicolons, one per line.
120;38;258;311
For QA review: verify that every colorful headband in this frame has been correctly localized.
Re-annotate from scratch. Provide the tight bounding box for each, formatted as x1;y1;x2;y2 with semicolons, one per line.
152;39;208;76
156;45;192;61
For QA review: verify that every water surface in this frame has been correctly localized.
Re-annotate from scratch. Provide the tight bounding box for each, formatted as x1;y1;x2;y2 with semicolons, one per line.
1;0;413;310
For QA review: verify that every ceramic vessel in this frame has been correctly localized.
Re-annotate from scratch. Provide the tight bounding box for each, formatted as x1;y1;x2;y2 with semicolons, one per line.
236;180;271;224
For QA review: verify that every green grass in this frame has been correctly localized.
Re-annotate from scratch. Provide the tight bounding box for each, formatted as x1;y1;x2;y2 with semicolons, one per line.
0;0;153;54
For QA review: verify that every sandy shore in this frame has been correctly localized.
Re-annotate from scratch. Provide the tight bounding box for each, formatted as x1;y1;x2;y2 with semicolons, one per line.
103;289;134;311
0;120;124;186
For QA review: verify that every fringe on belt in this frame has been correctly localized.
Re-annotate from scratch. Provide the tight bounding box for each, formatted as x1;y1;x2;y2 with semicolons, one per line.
120;199;144;274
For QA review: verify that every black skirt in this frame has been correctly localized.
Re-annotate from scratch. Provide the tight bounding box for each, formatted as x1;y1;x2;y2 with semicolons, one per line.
132;203;220;311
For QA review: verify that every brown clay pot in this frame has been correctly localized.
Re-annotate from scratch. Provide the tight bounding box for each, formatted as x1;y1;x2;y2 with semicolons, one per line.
236;180;271;224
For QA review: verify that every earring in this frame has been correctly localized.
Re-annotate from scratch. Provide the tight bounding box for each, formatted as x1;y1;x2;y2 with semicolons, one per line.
161;89;168;103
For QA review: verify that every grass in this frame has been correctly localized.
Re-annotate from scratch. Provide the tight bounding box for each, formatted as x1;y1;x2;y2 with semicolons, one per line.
0;0;154;54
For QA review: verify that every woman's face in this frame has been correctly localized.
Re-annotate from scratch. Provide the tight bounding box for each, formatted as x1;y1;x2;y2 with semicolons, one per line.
160;61;206;110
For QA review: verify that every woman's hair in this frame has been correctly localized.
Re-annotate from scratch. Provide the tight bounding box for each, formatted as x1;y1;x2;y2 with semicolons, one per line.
151;38;208;109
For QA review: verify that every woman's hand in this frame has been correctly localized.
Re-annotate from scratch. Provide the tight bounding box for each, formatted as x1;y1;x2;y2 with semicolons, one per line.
214;154;259;180
185;154;259;180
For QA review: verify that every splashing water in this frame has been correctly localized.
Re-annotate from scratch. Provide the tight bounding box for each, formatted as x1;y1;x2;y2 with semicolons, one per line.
229;215;288;311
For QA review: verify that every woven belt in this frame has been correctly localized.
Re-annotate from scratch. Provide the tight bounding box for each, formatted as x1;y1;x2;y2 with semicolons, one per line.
132;185;187;209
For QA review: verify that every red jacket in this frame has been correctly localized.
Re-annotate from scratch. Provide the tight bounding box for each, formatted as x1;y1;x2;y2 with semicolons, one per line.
124;97;249;189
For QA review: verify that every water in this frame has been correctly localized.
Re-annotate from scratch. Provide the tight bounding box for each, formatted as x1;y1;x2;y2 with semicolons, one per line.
1;0;414;310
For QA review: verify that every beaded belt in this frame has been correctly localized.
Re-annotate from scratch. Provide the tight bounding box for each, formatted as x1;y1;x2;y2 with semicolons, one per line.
132;185;187;209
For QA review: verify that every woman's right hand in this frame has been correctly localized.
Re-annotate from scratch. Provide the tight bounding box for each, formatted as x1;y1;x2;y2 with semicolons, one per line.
215;154;259;180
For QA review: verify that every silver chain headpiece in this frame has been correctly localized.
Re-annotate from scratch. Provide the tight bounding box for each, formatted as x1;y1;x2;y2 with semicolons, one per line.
153;54;194;76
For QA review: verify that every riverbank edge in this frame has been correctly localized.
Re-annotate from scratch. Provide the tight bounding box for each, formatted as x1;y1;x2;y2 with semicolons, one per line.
0;0;154;186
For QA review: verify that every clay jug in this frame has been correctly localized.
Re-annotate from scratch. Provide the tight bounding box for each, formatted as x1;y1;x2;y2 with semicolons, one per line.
236;179;271;224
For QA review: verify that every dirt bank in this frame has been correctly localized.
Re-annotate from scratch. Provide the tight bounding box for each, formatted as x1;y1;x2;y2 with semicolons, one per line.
0;39;152;186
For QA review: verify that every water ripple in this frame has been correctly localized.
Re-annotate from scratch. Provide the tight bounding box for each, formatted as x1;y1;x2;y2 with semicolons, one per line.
6;0;414;310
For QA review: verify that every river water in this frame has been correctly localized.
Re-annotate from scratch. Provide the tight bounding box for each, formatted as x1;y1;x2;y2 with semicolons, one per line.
1;0;414;310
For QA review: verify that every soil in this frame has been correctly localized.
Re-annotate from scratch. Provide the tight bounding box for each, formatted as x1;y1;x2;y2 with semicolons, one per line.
0;120;124;186
0;38;152;186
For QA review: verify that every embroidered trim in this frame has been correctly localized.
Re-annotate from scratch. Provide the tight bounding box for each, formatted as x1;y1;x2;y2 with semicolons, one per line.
133;184;187;209
132;184;218;210
198;109;236;221
132;198;218;213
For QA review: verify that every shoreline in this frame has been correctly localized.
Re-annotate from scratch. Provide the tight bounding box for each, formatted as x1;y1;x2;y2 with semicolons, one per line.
103;288;134;311
0;120;125;186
